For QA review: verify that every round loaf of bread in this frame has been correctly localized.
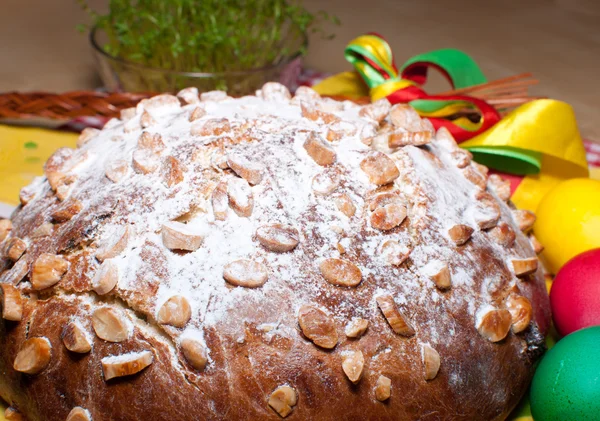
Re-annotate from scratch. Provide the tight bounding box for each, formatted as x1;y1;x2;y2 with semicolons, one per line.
0;84;550;421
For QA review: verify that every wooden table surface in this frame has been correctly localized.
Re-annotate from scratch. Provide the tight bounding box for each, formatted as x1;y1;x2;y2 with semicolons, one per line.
1;0;598;141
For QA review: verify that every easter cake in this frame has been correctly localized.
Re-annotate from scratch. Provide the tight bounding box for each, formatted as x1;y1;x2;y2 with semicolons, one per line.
0;83;550;420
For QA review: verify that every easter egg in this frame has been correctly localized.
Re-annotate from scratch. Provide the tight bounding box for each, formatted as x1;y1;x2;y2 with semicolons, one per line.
531;326;600;421
534;178;600;274
551;249;600;336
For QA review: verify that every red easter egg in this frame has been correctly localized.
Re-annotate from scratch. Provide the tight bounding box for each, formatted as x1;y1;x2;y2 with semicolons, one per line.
551;248;600;336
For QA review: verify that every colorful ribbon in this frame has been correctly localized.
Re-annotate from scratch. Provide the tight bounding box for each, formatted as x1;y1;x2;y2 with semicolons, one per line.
344;33;501;141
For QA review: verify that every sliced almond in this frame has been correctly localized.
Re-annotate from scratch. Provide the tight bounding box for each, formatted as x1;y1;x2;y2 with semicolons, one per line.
31;222;54;239
96;226;130;262
161;221;203;252
51;199;83;222
450;149;472;168
303;132;336;166
388;130;432;148
92;260;119;295
488;174;511;202
359;98;391;123
447;224;474;245
140;110;156;128
211;181;229;221
180;337;208;370
376;295;415;337
301;103;341;125
189;106;207;122
13;337;52;375
422;344;441;380
0;258;29;284
506;293;533;334
370;203;407;231
223;259;268;288
488;222;516;247
388;103;422;129
44;148;72;191
92;307;130;343
66;407;91;421
105;159;129;183
319;258;362;287
132;149;160;174
476;308;512;342
528;233;544;254
380;240;411;266
256;224;299;252
512;257;538;278
227;177;254;217
375;375;392;401
342;350;365;384
137;131;165;153
191;118;231;136
162;156;185;187
422;260;451;290
360;152;399;186
31;253;69;290
268;385;298;418
512;209;536;232
157;295;192;328
0;219;12;242
1;284;23;321
19;185;37;206
311;171;340;196
345;318;369;338
298;305;338;349
473;191;501;230
102;350;153;381
77;127;99;147
227;154;264;185
62;322;92;353
5;237;27;262
462;165;487;190
333;193;356;217
177;87;200;105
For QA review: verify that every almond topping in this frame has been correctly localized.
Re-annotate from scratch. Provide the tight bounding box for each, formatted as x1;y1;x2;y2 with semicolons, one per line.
422;344;441;380
102;350;153;381
422;260;452;290
31;253;69;290
105;159;129;183
177;87;200;104
200;90;230;102
227;154;264;186
5;237;27;262
488;174;511;202
477;308;512;342
0;219;12;242
375;375;392;401
92;260;119;295
333;193;356;217
137;131;165;153
256;224;299;252
0;259;29;284
132;149;160;174
360;152;399;185
31;222;54;238
512;209;536;232
157;295;192;328
191;118;231;136
161;221;203;252
473;161;489;178
260;82;292;101
319;258;362;287
447;224;474;245
450;149;472;168
298;305;338;349
96;226;130;261
301;103;341;124
211;181;229;221
376;295;415;337
223;259;268;288
62;322;92;353
380;240;411;266
388;103;422;129
293;86;321;102
19;185;37;206
512;257;538;278
44;148;72;191
139;110;156;128
359;98;391;122
92;308;130;343
505;294;533;333
342;350;365;384
162;156;185;187
488;222;516;247
227;177;254;217
189;106;207;122
303;132;336;166
311;171;340;196
268;385;298;418
13;337;52;375
473;191;501;230
528;233;544;254
388;130;432;148
180;337;208;370
66;407;91;421
77;127;99;147
371;203;407;231
51;199;83;222
345;318;369;338
1;284;23;321
462;165;487;189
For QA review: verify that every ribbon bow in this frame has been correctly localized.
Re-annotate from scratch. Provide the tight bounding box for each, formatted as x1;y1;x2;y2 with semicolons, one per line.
344;33;501;142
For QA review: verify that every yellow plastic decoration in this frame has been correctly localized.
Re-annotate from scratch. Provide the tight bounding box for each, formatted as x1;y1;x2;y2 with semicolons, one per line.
0;125;78;206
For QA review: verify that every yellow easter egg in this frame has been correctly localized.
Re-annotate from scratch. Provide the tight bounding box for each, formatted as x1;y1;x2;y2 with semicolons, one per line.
534;178;600;274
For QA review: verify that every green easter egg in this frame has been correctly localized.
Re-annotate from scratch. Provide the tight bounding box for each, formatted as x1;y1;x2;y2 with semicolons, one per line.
531;326;600;420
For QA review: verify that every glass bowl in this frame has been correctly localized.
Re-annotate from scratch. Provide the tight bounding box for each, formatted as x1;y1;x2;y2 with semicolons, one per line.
90;26;306;95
